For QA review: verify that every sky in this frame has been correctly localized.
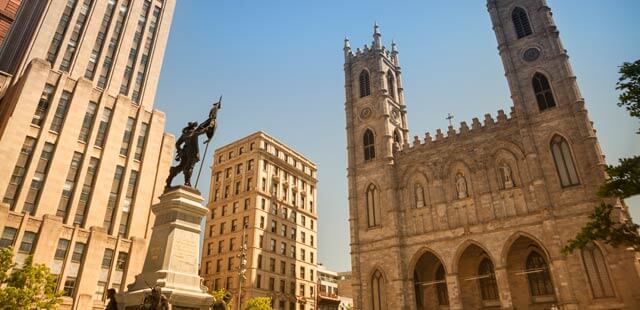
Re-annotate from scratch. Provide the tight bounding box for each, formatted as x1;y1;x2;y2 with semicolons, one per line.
154;1;640;272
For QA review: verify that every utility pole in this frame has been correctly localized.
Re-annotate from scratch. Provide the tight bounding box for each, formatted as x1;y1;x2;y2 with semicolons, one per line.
237;225;248;310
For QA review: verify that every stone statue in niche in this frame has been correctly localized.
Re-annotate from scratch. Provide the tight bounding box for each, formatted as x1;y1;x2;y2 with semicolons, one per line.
499;163;514;189
456;172;468;199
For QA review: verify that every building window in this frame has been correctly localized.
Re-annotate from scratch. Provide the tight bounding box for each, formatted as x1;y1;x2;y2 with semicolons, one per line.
119;170;139;237
256;274;262;289
120;118;135;156
95;281;107;300
57;152;83;220
54;239;70;260
85;0;117;80
363;129;375;161
387;71;396;100
512;7;533;39
526;251;554;296
103;166;125;233
227;257;233;271
32;84;55;127
71;242;86;263
532;73;556;111
102;249;114;269
50;91;72;132
435;264;449;305
550;135;580;187
63;277;77;297
120;0;152;96
3;137;37;208
98;0;130;88
134;123;149;160
19;231;37;254
47;0;79;64
0;227;17;248
359;70;371;98
116;252;128;271
59;0;94;72
94;107;113;148
366;184;379;227
23;143;55;215
581;243;615;298
371;270;386;310
74;157;99;226
132;5;162;103
78;101;97;142
478;258;499;300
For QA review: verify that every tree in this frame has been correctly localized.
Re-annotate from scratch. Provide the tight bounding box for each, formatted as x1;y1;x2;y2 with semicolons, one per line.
211;288;234;309
0;247;62;309
245;296;272;310
563;59;640;254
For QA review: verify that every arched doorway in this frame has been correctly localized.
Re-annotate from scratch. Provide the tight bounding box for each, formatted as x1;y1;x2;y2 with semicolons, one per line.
505;236;557;309
457;244;500;309
413;251;448;310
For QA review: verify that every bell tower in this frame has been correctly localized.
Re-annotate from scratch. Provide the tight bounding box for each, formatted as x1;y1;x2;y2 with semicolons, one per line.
344;23;408;168
487;0;584;117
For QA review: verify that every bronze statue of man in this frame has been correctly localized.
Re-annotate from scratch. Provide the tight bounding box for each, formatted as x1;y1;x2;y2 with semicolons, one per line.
165;99;221;188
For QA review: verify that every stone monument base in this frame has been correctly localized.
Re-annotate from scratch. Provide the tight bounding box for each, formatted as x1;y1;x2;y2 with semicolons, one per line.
118;186;214;309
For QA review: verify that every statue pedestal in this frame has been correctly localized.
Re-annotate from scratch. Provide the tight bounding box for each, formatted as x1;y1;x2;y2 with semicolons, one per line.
119;186;214;309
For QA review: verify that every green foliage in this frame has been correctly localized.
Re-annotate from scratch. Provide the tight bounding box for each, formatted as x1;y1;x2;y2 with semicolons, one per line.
211;288;233;309
616;59;640;131
562;203;640;254
563;59;640;254
598;156;640;199
245;296;272;310
0;247;62;309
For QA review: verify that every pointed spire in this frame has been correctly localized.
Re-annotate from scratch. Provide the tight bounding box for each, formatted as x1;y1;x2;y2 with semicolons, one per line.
373;22;382;49
391;40;398;53
343;36;350;50
343;36;352;61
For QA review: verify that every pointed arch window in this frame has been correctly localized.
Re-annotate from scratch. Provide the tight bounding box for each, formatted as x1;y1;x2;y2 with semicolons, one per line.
363;130;375;161
581;243;615;298
532;73;556;111
366;184;380;227
550;135;580;187
371;270;386;310
478;258;499;301
386;71;396;100
526;251;554;296
512;7;533;39
435;264;449;305
359;70;371;98
414;184;425;208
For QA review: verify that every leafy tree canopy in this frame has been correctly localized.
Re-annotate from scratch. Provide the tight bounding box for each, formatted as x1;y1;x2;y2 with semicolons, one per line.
0;247;62;309
245;297;272;310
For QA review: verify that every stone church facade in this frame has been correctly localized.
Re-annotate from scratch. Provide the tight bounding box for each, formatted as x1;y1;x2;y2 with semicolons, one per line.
343;1;640;309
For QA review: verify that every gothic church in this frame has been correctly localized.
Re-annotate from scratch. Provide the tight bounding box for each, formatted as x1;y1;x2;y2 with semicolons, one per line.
343;0;640;309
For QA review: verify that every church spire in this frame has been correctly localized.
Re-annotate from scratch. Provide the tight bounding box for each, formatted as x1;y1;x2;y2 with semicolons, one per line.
343;37;351;60
373;22;382;49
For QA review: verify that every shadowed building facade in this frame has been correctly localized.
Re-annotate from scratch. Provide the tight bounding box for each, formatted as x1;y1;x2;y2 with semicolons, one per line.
344;1;640;309
0;0;176;308
201;132;318;310
0;0;21;46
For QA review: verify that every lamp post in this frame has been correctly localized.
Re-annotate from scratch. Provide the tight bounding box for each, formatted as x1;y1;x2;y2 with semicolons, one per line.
237;225;248;310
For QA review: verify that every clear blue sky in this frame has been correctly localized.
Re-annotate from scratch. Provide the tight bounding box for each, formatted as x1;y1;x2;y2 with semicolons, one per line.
155;1;640;272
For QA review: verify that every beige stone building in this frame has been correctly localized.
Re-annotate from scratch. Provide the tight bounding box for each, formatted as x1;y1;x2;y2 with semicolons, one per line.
344;0;640;309
0;0;176;308
201;131;318;310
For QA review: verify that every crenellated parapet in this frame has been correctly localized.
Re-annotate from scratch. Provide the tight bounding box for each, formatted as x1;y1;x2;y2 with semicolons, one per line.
402;107;516;153
344;23;399;66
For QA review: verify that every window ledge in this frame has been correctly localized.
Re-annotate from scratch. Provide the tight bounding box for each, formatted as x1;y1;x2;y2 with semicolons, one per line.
531;295;555;303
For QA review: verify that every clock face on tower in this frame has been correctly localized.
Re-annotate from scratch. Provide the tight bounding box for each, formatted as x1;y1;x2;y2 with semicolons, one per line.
359;107;372;120
523;48;541;62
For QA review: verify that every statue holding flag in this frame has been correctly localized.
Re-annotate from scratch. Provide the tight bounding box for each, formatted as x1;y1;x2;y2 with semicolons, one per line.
165;97;222;189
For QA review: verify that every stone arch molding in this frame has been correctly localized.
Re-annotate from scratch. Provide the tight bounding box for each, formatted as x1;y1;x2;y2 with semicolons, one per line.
407;246;449;279
451;239;498;274
499;230;551;267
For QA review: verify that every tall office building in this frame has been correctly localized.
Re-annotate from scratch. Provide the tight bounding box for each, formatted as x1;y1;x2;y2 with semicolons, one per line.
0;0;21;45
0;0;176;308
201;132;318;310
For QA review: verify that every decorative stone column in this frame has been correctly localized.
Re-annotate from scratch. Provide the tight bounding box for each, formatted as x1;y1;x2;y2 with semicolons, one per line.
549;258;579;310
119;186;214;309
445;273;463;310
494;266;513;309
